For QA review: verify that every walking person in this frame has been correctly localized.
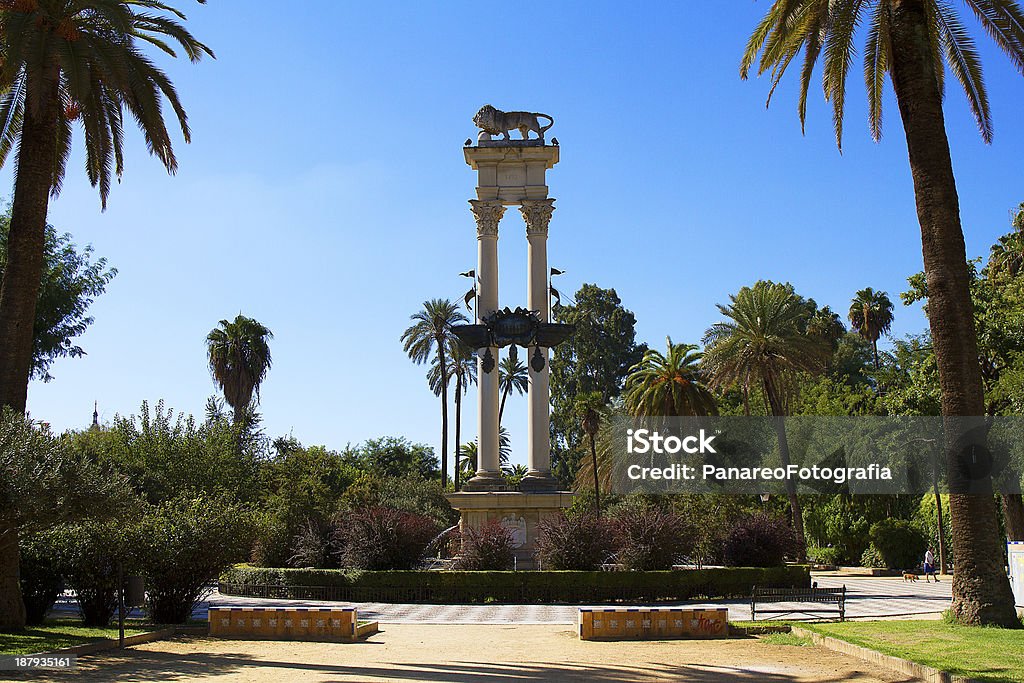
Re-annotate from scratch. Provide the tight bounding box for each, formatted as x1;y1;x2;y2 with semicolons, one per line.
923;547;939;582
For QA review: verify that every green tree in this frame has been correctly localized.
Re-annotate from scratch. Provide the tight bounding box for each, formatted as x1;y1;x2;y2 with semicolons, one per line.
550;284;645;485
0;1;212;414
0;409;128;629
702;281;829;556
849;288;895;369
0;211;116;382
402;299;467;488
458;428;511;481
741;0;1024;626
343;436;438;480
206;315;274;424
988;202;1024;277
623;337;717;418
498;348;529;426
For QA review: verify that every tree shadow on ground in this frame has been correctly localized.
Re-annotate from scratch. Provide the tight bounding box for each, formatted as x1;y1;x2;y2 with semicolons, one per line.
6;639;918;683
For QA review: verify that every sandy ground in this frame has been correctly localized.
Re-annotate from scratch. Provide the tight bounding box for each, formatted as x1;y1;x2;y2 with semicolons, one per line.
12;624;914;683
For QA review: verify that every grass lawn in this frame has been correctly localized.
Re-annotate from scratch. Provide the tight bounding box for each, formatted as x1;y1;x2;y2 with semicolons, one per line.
0;620;149;656
801;620;1024;683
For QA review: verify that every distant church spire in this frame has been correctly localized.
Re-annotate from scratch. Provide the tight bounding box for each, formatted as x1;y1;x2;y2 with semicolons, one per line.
91;401;99;430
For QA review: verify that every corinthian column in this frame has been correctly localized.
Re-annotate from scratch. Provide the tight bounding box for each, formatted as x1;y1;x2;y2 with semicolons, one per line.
466;199;505;490
520;199;559;491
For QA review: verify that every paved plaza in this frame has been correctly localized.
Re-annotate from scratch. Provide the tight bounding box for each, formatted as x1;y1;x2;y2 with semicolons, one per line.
201;574;953;624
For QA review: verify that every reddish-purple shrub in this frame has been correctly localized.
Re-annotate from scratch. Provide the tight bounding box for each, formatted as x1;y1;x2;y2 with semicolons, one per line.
335;506;438;570
535;513;618;570
452;520;516;570
722;512;799;567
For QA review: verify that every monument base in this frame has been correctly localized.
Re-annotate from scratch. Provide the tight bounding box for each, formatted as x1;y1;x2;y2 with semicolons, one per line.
446;491;574;570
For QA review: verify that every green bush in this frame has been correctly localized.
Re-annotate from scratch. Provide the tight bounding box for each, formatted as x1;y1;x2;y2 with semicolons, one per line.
219;564;811;603
51;520;131;627
452;520;515;571
136;496;257;624
807;546;843;566
868;519;928;570
19;531;63;625
860;545;886;569
535;513;617;570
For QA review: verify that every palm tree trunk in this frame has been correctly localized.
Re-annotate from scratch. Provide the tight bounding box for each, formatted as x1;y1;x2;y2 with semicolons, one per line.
590;433;601;516
872;338;880;370
498;384;510;427
438;342;449;489
763;378;806;562
888;0;1018;626
0;65;61;632
1002;492;1024;542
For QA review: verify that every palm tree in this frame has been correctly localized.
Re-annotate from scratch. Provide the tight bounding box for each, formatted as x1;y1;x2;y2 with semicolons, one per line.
402;299;468;487
807;305;847;352
574;391;606;515
742;0;1023;626
702;282;829;557
206;315;273;424
430;340;476;490
849;288;895;369
458;428;511;480
0;1;212;415
498;347;529;426
623;337;717;418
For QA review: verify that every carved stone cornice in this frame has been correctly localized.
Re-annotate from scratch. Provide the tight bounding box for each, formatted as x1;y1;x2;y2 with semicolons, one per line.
469;200;505;238
520;199;555;237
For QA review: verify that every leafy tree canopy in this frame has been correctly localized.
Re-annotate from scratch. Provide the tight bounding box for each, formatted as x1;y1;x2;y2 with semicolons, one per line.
0;208;115;382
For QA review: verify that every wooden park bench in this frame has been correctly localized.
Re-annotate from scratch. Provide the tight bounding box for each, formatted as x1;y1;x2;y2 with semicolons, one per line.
751;585;846;622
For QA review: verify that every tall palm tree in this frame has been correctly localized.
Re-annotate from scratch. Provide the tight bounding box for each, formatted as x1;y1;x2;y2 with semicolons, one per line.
741;0;1023;626
702;282;829;557
574;391;606;514
498;347;529;426
849;288;895;369
623;337;718;418
402;299;467;487
429;340;476;490
206;315;273;424
807;305;847;352
0;1;212;415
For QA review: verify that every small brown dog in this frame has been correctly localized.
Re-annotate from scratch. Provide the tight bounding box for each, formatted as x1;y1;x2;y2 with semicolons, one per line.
903;572;919;582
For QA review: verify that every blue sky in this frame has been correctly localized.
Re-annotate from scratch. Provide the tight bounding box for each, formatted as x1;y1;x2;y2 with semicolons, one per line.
4;2;1023;466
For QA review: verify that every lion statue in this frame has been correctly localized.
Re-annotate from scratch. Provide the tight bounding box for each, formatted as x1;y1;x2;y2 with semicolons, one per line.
473;105;554;142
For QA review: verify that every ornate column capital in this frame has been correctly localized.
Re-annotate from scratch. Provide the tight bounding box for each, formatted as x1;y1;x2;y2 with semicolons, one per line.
520;199;555;238
469;200;505;238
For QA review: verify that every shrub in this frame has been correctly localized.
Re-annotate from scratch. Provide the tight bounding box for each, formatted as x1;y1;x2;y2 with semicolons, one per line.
860;545;886;569
608;500;692;571
19;531;63;625
250;513;293;568
807;545;843;566
452;520;515;571
722;513;798;568
289;520;339;569
136;495;257;624
868;519;928;570
336;506;438;570
535;513;617;570
51;520;130;627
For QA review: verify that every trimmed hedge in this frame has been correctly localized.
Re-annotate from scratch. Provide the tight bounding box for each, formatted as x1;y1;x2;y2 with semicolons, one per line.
220;564;810;604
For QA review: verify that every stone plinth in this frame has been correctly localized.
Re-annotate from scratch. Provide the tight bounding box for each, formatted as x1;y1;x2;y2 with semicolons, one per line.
446;491;573;570
464;144;559;205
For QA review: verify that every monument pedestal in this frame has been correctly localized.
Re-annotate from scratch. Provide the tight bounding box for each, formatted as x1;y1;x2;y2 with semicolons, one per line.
446;491;574;570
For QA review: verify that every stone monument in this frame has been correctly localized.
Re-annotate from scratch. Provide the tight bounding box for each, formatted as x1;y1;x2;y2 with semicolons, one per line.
445;105;574;569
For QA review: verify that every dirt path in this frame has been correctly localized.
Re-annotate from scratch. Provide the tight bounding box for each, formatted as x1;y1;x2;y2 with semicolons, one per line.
16;624;912;682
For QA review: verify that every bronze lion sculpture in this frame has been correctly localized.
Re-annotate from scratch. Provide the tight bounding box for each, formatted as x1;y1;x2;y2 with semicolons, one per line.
473;105;554;142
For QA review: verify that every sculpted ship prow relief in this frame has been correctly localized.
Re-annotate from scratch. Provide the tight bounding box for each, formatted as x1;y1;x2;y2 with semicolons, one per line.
472;104;554;144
